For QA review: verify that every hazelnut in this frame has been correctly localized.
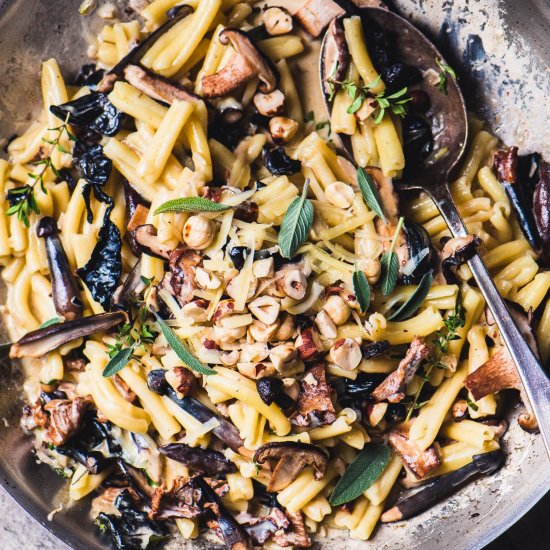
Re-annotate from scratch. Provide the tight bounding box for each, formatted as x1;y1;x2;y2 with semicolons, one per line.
269;343;296;372
269;116;299;144
249;295;280;325
182;300;209;323
195;267;221;289
315;310;337;339
356;258;381;285
249;320;280;343
281;269;307;300
329;338;362;371
253;257;275;279
253;89;286;117
183;215;215;250
323;295;351;325
263;7;293;36
324;181;355;209
213;325;247;344
274;313;295;340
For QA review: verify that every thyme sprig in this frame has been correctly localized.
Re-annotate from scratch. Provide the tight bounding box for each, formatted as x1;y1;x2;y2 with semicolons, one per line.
435;57;457;94
405;296;466;420
6;114;75;227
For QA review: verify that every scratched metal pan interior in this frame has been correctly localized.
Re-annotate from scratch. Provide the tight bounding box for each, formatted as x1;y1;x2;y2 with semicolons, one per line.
0;1;549;549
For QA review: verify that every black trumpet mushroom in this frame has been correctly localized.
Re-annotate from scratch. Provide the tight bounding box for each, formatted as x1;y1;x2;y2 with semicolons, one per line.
494;147;541;252
146;370;247;454
262;146;302;176
50;92;125;137
533;160;550;266
133;225;172;260
9;311;127;358
256;377;296;414
96;489;167;550
400;221;437;284
37;217;83;321
159;443;237;476
116;459;156;505
124;181;151;257
402;115;434;173
381;450;504;522
440;234;481;283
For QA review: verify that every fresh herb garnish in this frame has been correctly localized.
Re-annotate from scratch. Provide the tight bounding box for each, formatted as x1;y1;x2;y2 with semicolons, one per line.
39;317;63;329
353;266;371;314
357;167;387;223
380;217;404;295
7;114;75;226
329;444;390;506
467;398;479;412
387;272;433;321
326;61;340;102
405;296;466;420
154;197;231;215
278;179;314;259
304;111;315;123
435;57;457;94
152;312;215;376
103;280;158;377
315;121;330;131
372;86;412;124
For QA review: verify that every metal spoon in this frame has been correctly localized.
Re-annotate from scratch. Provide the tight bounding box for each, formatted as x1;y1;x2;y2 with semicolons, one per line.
320;4;550;457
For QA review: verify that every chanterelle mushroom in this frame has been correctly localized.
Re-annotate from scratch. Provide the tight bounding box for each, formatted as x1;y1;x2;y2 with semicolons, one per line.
371;336;432;403
254;441;328;492
389;426;441;479
202;28;278;99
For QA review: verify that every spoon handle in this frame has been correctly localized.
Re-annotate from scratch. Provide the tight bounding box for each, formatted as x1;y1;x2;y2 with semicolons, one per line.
429;183;550;457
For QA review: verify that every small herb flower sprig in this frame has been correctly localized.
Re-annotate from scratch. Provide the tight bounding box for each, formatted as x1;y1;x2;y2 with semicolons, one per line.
7;114;75;226
435;57;457;94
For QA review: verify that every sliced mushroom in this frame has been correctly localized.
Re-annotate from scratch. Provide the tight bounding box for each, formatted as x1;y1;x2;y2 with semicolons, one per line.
159;443;237;475
381;450;504;522
116;459;156;504
463;347;538;433
272;510;311;548
321;17;349;97
112;259;143;310
202;28;278;99
133;224;172;259
362;340;391;359
440;235;481;283
294;0;345;38
123;64;202;105
37;217;84;321
533;160;550;266
371;336;432;403
10;311;127;358
124;181;151;257
43;396;90;446
254;442;328;492
149;476;207;520
98;6;194;92
389;427;441;479
494;147;541;251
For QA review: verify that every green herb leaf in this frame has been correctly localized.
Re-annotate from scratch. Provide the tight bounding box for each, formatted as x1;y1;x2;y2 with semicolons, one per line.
387;272;433;321
278;180;314;259
380;252;399;296
353;267;371;313
102;345;135;377
39;317;63;329
347;95;364;114
152;312;215;376
329;444;391;506
357;168;387;223
154;197;231;215
304;111;315;123
467;398;479;412
435;57;457;94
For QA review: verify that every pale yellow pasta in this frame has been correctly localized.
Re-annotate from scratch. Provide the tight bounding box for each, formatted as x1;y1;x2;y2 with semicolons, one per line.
467;325;497;417
440;419;495;449
69;463;112;501
515;272;550;312
351;500;385;540
309;408;356;441
276;59;303;125
41;351;64;384
331;89;357;136
537;300;550;366
373;113;405;177
258;36;304;60
227;472;254;501
364;454;402;505
108;82;168;128
302;496;332;522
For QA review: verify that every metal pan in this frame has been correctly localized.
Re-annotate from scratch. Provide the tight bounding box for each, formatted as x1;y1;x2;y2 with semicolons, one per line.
0;0;548;548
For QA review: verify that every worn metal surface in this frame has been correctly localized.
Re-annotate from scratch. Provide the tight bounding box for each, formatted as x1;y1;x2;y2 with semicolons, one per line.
0;1;548;549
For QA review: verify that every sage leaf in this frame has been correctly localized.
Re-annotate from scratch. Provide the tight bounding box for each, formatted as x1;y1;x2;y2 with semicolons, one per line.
352;267;371;313
102;345;134;377
329;444;391;506
388;272;433;321
380;252;399;296
357;168;387;223
153;312;215;376
154;197;231;215
278;180;314;259
39;317;62;329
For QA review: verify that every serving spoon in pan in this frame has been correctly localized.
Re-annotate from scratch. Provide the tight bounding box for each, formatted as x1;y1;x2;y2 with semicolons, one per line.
319;2;550;457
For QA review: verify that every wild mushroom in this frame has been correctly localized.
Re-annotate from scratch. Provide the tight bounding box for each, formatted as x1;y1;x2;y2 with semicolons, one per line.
294;0;345;38
254;442;328;492
371;336;432;403
124;180;151;257
321;17;349;97
271;510;311;548
389;427;441;479
37;217;83;321
123;64;202;105
10;311;127;358
262;145;302;176
256;377;296;414
362;340;391;359
116;459;156;504
43;396;90;446
112;259;143;311
159;443;237;476
97;5;194;92
440;235;481;283
146;370;248;455
464;347;538;433
149;477;208;520
202;28;278;99
133;224;172;259
533;160;550;266
494;147;541;252
381;450;504;522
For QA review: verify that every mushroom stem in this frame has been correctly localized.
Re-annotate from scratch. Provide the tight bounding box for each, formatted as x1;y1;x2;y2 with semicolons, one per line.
37;217;84;321
381;450;504;522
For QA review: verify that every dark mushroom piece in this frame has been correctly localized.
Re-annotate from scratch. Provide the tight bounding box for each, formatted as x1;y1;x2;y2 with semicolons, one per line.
202;28;278;99
256;377;296;414
440;234;481;283
116;459;156;505
254;442;329;492
371;336;432;403
146;370;248;455
533;160;550;266
321;17;349;98
294;0;345;38
362;340;391;359
464;347;538;433
159;443;237;476
56;446;110;475
124;180;151;257
149;476;208;520
112;259;143;311
10;311;127;358
262;146;302;176
381;450;504;522
37;217;83;321
97;5;194;93
494;147;541;252
389;427;441;479
133;224;172;259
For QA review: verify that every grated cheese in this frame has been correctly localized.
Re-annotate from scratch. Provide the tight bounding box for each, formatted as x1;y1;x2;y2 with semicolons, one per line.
221;314;254;329
285;281;324;314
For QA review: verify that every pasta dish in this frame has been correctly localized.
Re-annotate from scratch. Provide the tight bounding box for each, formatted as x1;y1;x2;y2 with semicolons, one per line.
1;0;549;548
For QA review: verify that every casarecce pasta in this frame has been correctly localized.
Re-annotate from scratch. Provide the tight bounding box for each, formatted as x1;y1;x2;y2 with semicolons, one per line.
1;1;549;549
